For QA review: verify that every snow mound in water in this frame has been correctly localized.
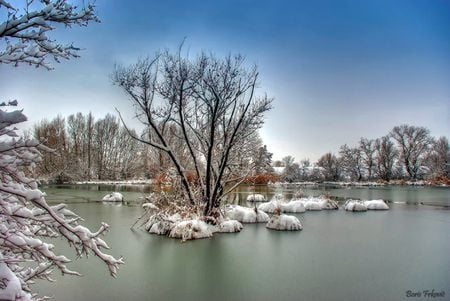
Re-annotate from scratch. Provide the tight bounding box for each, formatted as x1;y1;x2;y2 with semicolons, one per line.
258;200;306;213
102;192;123;202
246;193;266;202
344;200;367;212
257;200;278;213
266;214;303;231
211;220;244;233
289;197;339;211
363;200;389;210
303;200;323;211
146;213;181;235
317;199;339;210
224;205;269;223
169;220;212;241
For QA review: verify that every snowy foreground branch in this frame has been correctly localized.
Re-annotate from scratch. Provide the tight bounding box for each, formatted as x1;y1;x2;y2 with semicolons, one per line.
0;0;99;69
0;104;123;301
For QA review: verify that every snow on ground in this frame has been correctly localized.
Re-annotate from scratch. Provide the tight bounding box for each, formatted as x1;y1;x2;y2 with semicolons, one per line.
246;193;266;202
258;200;306;213
102;192;124;202
266;214;303;231
224;205;270;223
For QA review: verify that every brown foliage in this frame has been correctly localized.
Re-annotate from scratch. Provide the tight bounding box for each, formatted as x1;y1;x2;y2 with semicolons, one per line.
244;173;280;184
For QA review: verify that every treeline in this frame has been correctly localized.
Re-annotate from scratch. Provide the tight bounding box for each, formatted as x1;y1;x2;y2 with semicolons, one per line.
33;112;276;183
33;112;152;182
277;124;449;183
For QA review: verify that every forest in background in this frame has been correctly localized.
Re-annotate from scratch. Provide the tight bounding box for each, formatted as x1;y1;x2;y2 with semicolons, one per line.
33;113;449;185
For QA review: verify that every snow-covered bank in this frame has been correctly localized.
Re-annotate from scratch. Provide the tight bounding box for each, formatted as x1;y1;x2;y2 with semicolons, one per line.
102;192;124;202
268;180;449;187
266;214;303;231
224;205;270;223
76;179;153;185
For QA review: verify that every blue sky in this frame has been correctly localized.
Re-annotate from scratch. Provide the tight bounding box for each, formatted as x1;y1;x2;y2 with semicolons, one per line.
2;0;449;161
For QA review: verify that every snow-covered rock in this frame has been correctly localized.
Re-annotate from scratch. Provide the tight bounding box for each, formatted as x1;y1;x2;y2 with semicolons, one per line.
246;193;266;202
266;214;303;231
224;205;269;223
363;200;389;210
344;200;367;212
169;220;213;241
102;192;124;202
258;200;306;213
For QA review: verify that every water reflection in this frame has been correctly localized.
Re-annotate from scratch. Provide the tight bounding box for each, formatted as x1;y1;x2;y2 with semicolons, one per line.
41;183;450;207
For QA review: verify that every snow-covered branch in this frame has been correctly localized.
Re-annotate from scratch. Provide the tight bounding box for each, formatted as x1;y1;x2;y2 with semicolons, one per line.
0;106;123;300
0;0;99;69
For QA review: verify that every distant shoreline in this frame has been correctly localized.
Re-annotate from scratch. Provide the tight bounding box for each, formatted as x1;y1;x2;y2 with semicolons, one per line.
38;179;448;188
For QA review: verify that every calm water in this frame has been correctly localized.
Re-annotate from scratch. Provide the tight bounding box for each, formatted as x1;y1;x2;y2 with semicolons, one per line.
35;184;450;301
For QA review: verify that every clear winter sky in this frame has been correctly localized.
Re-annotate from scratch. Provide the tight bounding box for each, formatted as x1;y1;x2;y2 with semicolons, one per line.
2;0;449;161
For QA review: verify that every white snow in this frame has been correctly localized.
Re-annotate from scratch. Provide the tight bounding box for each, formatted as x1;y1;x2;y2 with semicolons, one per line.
266;214;303;231
0;257;32;301
344;200;368;212
258;200;306;213
169;220;213;241
210;220;243;233
317;199;339;210
246;193;266;202
285;197;339;211
224;205;269;223
303;200;323;211
102;192;124;202
344;199;389;211
363;200;389;210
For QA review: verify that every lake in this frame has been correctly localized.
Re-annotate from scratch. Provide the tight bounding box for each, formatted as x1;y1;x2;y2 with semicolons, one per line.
35;184;450;301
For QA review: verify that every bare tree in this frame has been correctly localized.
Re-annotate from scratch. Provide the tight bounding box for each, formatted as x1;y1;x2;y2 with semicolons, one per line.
425;136;450;178
112;49;272;216
374;136;398;181
281;155;295;167
339;144;363;181
317;152;340;181
391;125;431;179
359;138;376;180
